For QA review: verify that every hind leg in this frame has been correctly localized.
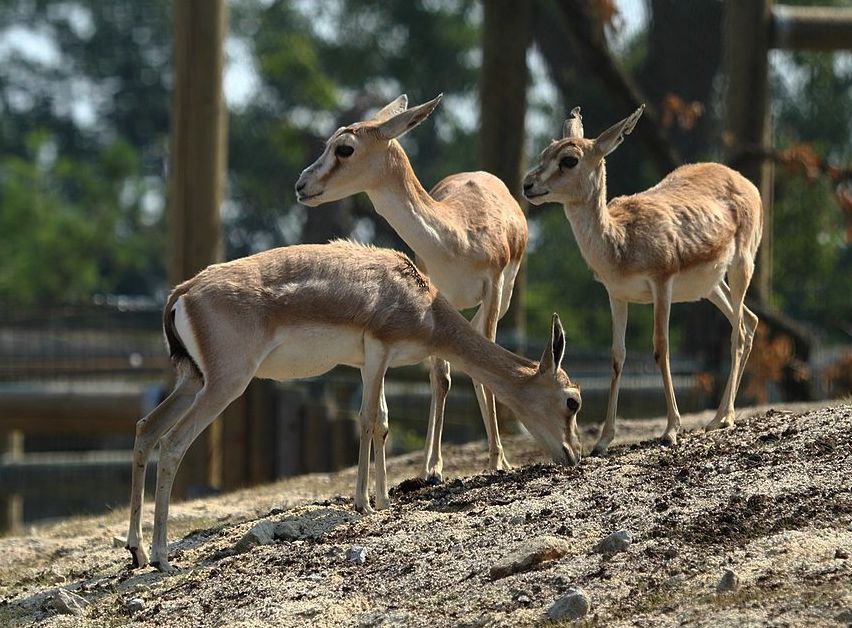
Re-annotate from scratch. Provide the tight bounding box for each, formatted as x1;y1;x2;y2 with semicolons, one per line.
707;281;759;428
422;356;450;482
149;373;252;572
126;370;201;568
706;260;755;431
470;275;509;471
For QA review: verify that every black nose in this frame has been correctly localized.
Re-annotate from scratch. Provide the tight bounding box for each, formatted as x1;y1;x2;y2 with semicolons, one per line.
296;179;306;192
567;397;580;413
523;180;533;192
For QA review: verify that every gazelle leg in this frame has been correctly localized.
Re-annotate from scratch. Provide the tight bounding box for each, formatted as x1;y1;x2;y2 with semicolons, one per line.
593;295;628;455
707;281;758;425
709;281;759;398
471;276;509;471
651;278;681;445
707;259;755;430
149;373;251;572
126;370;201;568
356;337;390;513
422;356;450;482
373;380;391;510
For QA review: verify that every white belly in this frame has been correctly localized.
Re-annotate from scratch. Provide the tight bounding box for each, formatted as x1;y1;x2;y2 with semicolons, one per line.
255;324;430;381
602;261;729;304
423;260;485;309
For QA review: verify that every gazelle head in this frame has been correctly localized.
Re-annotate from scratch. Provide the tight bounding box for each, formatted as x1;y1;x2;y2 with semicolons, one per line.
514;313;583;466
522;105;645;206
295;94;443;205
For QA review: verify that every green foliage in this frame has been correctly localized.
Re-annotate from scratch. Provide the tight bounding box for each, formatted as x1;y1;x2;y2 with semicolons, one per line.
0;132;164;303
771;49;852;334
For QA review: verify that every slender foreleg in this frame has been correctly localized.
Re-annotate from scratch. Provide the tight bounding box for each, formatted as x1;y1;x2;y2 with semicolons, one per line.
651;278;681;445
593;295;628;455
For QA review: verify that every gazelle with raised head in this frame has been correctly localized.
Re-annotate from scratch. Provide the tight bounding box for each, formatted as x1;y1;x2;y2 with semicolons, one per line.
126;240;582;572
523;106;762;453
295;95;528;481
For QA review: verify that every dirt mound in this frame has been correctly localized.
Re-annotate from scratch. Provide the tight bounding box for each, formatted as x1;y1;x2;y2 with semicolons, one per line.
1;403;850;626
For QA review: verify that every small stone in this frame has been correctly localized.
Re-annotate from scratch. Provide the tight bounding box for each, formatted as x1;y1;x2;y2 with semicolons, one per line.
547;587;590;621
716;568;739;593
274;520;303;541
234;520;276;554
346;546;367;564
489;535;571;580
516;593;531;605
127;598;145;613
835;548;849;559
594;529;633;555
52;588;91;616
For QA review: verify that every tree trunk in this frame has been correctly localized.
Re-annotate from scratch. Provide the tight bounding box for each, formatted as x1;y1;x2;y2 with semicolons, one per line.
169;0;228;498
479;0;534;352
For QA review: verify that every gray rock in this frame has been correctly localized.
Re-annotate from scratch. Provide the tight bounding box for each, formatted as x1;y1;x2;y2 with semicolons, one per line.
547;587;590;621
489;535;571;580
127;597;145;613
273;507;357;542
52;588;91;616
234;520;276;554
347;546;368;564
594;529;633;555
716;568;739;593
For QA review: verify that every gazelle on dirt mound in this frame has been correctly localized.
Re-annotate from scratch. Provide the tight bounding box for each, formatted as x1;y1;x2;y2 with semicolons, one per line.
125;241;582;572
523;106;762;454
295;95;528;481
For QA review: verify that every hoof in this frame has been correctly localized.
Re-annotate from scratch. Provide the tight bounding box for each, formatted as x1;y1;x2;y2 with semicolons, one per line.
355;503;375;515
660;431;678;447
705;416;734;432
489;453;512;472
126;545;149;569
149;558;177;574
375;496;391;511
425;473;443;486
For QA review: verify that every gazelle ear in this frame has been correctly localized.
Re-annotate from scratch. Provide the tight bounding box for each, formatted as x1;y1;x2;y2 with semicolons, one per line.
594;104;645;158
538;313;566;376
562;106;584;139
372;95;409;123
376;94;442;140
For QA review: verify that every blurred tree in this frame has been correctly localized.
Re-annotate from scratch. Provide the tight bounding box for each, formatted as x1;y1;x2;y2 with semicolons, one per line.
0;0;171;302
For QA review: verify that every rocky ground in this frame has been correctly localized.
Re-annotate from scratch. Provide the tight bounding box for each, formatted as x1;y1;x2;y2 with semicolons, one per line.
1;401;850;627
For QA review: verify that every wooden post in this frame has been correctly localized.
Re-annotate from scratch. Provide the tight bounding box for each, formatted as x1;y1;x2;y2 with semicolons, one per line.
723;0;774;304
169;0;228;498
772;5;852;51
479;0;533;351
0;431;24;534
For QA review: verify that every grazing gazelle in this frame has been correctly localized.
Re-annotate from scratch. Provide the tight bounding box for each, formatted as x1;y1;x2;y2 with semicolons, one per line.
523;106;762;454
126;240;581;572
295;95;527;481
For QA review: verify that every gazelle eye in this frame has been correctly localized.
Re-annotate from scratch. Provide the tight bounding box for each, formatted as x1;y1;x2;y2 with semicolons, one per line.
566;397;580;412
560;155;579;170
335;144;354;158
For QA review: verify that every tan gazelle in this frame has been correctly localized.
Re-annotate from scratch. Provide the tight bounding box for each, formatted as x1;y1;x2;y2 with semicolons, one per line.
523;106;762;453
125;241;581;572
295;95;528;480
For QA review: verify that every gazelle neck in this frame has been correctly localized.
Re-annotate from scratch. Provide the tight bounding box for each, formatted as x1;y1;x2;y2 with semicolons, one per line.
429;301;537;403
561;165;620;268
365;141;450;256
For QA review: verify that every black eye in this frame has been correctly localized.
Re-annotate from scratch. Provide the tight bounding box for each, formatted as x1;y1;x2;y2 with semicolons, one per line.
560;155;579;170
566;397;580;412
335;144;354;158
